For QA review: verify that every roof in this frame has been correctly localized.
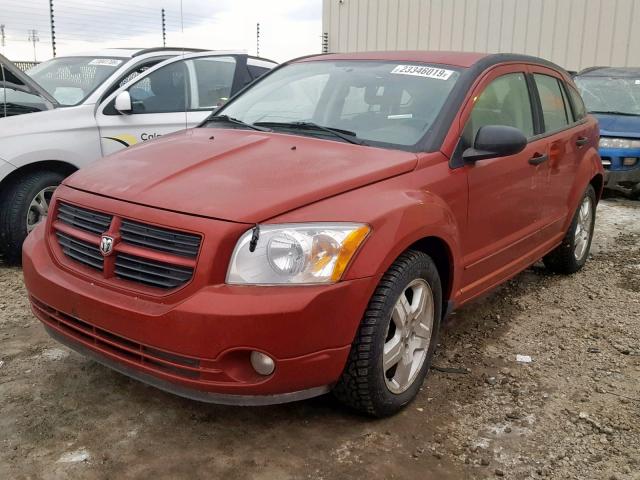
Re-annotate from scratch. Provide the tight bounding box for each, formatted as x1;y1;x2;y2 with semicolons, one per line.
295;51;569;77
297;51;489;68
56;47;207;59
576;66;640;78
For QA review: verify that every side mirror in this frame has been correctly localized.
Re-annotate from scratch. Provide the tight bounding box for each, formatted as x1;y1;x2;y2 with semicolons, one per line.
463;125;527;162
114;91;132;113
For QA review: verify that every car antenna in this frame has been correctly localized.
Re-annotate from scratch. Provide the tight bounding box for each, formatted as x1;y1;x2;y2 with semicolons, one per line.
1;62;6;118
180;0;187;131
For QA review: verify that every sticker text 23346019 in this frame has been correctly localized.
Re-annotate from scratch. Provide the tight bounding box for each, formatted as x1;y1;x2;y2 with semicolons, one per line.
390;65;454;80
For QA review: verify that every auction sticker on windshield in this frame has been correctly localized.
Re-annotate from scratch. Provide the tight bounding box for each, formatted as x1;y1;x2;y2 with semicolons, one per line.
89;59;123;67
390;65;454;80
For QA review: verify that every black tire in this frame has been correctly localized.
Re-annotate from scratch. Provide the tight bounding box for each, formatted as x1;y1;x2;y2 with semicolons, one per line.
631;183;640;200
543;184;597;274
0;170;65;264
333;250;442;417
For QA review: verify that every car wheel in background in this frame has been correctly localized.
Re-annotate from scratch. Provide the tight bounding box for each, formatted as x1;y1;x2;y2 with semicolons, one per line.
543;184;597;274
333;250;442;417
0;171;65;264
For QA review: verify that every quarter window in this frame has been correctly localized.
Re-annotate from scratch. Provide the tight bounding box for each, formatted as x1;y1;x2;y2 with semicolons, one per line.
533;74;571;132
567;85;587;120
464;73;535;144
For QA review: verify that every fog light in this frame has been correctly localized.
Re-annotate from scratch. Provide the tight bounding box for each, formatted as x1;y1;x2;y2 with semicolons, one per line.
250;351;275;376
623;157;638;167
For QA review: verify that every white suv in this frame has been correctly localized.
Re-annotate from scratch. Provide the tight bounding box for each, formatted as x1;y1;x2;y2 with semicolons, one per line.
0;48;276;262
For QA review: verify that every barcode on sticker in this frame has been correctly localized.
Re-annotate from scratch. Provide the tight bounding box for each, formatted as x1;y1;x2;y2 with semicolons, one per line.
89;59;123;67
391;65;454;80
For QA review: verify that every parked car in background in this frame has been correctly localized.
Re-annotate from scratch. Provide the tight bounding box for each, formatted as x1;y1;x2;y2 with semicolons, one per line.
0;48;276;262
574;67;640;198
23;51;603;416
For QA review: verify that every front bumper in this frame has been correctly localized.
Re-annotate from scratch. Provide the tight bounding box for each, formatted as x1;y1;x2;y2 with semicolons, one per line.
23;221;379;404
599;147;640;192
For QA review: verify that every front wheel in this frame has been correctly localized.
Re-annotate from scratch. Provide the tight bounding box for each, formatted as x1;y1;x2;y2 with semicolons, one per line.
333;250;442;417
543;184;597;274
0;170;65;264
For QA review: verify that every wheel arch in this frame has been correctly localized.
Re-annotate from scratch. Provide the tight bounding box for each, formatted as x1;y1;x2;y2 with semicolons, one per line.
0;160;77;194
407;236;454;310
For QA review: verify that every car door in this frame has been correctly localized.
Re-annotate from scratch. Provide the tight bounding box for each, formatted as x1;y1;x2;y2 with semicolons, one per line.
95;54;240;156
458;67;549;300
528;66;585;239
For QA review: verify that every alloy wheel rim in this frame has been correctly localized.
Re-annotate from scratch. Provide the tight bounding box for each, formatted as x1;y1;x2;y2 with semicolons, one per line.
574;196;593;261
26;186;57;233
383;278;434;394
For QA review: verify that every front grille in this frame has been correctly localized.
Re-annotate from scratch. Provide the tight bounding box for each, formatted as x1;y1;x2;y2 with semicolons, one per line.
53;202;200;291
56;232;103;271
115;253;194;289
120;220;201;258
31;297;205;380
58;202;112;235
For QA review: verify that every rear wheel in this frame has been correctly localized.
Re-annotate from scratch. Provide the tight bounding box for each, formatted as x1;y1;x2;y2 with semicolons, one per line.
0;170;65;264
333;250;442;417
543;185;596;274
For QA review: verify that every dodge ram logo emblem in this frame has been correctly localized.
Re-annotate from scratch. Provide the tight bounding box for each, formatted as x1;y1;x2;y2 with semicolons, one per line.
100;235;114;256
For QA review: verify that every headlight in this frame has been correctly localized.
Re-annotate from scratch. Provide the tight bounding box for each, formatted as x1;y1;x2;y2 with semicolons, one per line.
599;137;640;149
227;223;370;285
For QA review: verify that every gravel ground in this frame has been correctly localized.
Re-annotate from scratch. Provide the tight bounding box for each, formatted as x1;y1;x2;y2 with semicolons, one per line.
1;197;638;480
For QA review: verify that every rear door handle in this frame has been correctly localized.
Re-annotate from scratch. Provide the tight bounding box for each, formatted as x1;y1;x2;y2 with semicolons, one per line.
576;137;589;147
528;153;549;166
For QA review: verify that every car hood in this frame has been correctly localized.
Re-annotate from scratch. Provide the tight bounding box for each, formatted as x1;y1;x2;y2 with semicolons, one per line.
0;54;58;116
65;128;418;223
593;113;640;139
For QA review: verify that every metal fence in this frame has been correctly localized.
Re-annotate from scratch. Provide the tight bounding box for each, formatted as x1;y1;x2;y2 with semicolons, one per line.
13;61;40;72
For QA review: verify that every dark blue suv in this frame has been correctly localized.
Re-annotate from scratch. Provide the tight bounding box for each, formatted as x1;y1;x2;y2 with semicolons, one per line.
574;67;640;198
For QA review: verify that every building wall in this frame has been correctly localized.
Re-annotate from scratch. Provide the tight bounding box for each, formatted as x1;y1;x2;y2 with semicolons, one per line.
322;0;640;71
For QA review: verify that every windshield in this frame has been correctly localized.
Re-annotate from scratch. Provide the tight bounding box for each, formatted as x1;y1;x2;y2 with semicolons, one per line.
209;60;462;148
26;56;125;106
574;75;640;116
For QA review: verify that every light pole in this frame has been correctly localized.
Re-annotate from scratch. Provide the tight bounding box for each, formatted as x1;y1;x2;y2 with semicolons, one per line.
28;29;40;62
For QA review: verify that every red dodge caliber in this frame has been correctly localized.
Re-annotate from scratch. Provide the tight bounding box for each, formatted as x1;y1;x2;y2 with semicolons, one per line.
23;52;603;416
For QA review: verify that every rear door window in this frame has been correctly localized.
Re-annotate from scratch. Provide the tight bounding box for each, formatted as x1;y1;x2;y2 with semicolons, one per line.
187;56;236;110
533;74;571;132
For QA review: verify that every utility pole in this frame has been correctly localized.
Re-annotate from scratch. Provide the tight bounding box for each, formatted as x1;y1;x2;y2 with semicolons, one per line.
256;22;260;56
161;8;166;47
28;29;40;62
49;0;56;57
0;25;5;51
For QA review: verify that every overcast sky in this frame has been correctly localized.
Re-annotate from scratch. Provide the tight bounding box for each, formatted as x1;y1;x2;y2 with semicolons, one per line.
1;0;322;63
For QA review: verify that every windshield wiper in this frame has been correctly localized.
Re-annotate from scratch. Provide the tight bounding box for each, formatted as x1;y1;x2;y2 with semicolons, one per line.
206;115;271;132
254;121;367;145
588;110;640;117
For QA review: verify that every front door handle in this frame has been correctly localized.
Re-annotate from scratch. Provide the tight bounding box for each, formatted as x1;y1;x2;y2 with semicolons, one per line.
528;153;549;166
576;137;589;147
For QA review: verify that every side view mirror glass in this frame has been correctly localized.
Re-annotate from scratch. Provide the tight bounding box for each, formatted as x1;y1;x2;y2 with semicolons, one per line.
463;125;527;162
114;91;132;113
